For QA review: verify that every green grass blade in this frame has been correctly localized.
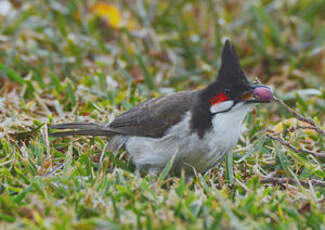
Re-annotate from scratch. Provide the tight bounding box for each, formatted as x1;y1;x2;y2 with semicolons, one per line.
226;151;234;185
136;53;154;90
0;63;25;85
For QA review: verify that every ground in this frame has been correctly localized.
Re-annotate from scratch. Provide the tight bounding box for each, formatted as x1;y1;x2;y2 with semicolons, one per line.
0;0;324;229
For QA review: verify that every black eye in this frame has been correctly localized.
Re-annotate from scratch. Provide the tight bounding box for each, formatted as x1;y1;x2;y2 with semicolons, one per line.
224;89;231;97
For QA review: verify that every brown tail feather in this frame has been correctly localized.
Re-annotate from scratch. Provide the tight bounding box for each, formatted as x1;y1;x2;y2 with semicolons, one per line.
49;122;116;137
49;122;105;130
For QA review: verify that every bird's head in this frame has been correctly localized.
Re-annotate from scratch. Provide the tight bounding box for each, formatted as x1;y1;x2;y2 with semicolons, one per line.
205;40;273;114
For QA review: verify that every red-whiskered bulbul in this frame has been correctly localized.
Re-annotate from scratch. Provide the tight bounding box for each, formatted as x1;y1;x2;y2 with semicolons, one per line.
50;40;273;175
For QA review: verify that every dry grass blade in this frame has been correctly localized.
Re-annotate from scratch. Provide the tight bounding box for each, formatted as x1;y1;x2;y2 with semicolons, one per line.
266;133;325;160
260;176;325;187
274;97;325;136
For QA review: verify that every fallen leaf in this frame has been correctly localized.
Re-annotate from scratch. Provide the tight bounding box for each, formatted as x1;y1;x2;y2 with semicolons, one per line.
90;3;137;31
91;3;122;29
130;65;144;81
272;118;316;135
299;202;311;214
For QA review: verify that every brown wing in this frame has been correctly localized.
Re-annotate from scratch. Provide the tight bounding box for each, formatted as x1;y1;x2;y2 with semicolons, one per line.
107;91;197;138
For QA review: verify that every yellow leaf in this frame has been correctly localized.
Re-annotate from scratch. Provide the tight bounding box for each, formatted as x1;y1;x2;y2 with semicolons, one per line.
272;118;316;136
273;118;297;133
91;3;122;29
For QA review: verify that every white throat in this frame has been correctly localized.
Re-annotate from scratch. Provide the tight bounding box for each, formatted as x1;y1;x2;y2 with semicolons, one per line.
210;100;234;113
210;101;252;146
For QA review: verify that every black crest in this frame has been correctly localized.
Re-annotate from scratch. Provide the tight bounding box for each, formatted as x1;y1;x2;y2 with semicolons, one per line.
216;40;251;100
190;40;252;138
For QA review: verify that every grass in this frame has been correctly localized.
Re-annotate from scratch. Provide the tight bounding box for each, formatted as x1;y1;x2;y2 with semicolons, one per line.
0;0;324;229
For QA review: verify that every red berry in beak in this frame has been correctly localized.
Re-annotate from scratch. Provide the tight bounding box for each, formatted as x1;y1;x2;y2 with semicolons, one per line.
253;86;273;103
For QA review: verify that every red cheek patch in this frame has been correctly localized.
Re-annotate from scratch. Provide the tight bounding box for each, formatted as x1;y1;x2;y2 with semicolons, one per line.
209;93;229;105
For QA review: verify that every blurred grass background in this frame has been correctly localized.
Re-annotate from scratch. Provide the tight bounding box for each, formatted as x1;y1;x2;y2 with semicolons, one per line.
0;0;324;229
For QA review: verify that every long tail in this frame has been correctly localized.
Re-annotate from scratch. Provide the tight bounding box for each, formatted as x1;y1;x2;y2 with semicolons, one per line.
49;122;116;137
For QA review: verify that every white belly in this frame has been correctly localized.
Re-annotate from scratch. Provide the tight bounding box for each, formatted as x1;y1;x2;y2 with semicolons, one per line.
125;103;252;174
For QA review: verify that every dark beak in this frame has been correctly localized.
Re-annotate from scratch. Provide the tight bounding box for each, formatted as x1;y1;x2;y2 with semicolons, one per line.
241;84;273;104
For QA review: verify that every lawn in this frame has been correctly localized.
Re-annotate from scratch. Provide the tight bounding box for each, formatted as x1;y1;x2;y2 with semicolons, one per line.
0;0;324;229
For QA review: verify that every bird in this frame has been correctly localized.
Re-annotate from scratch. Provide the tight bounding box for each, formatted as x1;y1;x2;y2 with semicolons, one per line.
49;40;273;176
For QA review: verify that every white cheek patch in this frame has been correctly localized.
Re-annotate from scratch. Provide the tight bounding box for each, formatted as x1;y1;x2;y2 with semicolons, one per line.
210;100;234;114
